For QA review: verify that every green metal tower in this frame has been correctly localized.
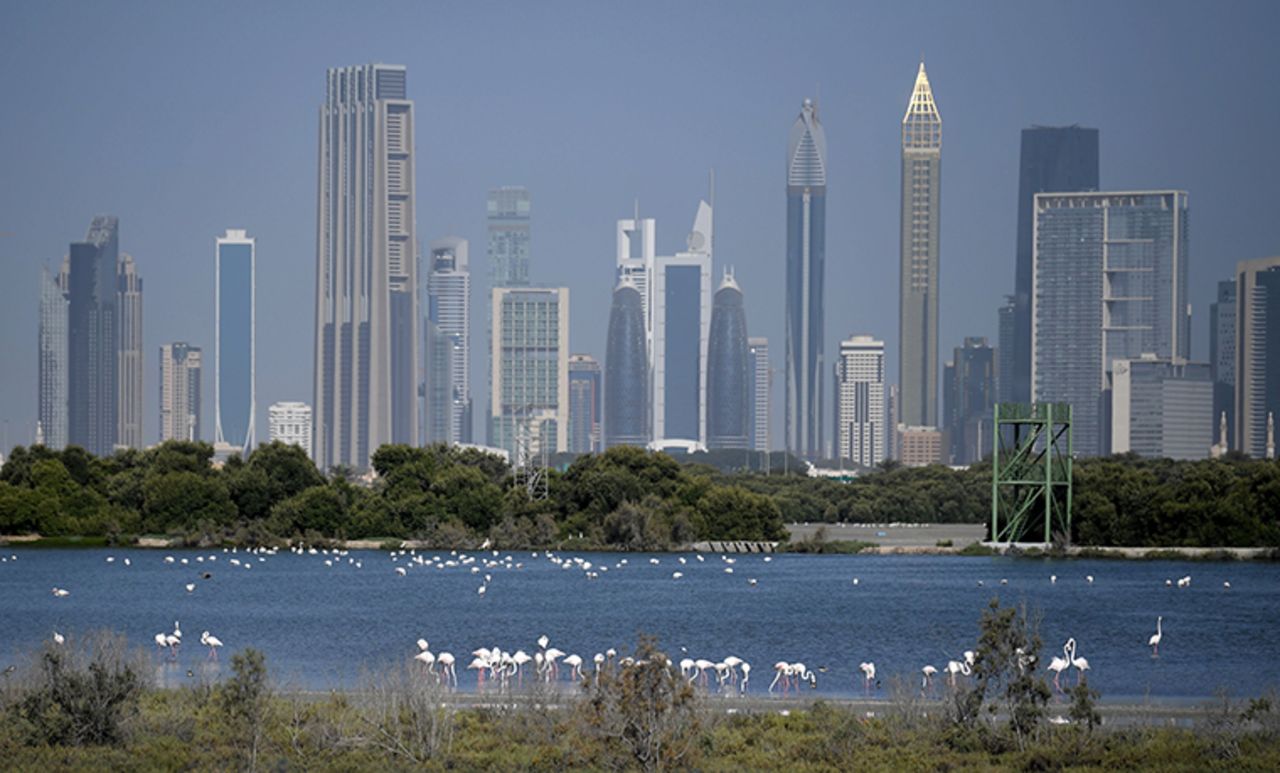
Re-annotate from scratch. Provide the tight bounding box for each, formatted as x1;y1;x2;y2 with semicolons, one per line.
990;403;1073;545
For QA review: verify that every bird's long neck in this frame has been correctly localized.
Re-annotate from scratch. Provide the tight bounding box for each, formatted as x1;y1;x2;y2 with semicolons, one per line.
1157;618;1162;635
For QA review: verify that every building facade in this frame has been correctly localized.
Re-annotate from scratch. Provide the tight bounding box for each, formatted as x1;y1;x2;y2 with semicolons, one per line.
38;261;70;450
944;337;996;465
604;280;649;448
1032;191;1190;457
116;253;143;450
1111;356;1211;459
835;335;886;468
488;187;531;288
1235;257;1280;458
707;270;749;450
748;337;770;453
898;425;942;467
313;64;418;470
159;342;202;442
996;295;1015;404
217;229;255;456
423;237;471;444
567;354;602;454
67;216;119;457
490;287;569;459
1209;279;1236;450
785;98;827;459
899;62;942;429
652;201;713;445
1012;126;1100;405
268;401;313;457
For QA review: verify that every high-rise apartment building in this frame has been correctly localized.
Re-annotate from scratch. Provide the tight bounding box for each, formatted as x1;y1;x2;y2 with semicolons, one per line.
422;237;471;444
898;425;942;467
268;401;313;457
1209;279;1236;450
1235;257;1280;458
944;337;996;465
1032;191;1190;456
748;337;770;453
886;385;900;461
568;354;602;454
652;202;713;445
116;253;143;450
604;280;649;448
707;270;749;450
835;335;886;468
38;261;70;450
1111;356;1211;459
68;216;119;457
616;213;656;349
1012;126;1100;405
313;64;418;470
217;229;255;457
996;295;1015;404
491;287;568;459
159;342;202;442
899;62;942;429
785;98;827;459
488;187;531;288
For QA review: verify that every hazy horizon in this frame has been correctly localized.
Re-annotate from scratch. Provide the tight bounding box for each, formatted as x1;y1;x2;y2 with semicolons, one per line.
2;0;1278;452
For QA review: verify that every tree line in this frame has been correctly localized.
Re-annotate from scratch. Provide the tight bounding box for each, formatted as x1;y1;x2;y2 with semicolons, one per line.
1;441;1277;548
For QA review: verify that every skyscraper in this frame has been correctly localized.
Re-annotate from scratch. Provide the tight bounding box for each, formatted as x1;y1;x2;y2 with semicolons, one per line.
486;186;531;444
616;212;656;353
1012;126;1100;405
423;237;471;444
835;335;886;468
707;269;749;450
652;201;713;445
268;401;313;457
116;253;143;450
313;64;418;470
747;337;770;453
899;62;942;429
785;98;827;459
1234;257;1280;458
604;280;649;448
568;354;602;454
491;287;568;459
1209;279;1236;450
943;337;996;465
1032;191;1190;456
38;261;69;450
996;295;1015;404
1111;356;1211;459
217;229;255;457
67;216;119;457
159;342;201;442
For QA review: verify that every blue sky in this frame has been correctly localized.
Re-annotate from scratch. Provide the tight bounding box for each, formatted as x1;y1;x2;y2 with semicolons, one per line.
1;0;1278;449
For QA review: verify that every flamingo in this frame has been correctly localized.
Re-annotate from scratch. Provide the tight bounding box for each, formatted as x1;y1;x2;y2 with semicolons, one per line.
467;657;488;690
789;662;816;690
544;648;564;680
51;587;70;597
511;650;532;685
739;662;751;693
679;658;696;681
52;631;65;645
1069;640;1090;685
185;583;195;593
769;661;790;694
154;632;169;655
563;654;584;681
201;631;223;660
859;662;877;693
945;659;971;689
921;665;937;693
1148;616;1163;657
1049;639;1073;691
437;652;457;686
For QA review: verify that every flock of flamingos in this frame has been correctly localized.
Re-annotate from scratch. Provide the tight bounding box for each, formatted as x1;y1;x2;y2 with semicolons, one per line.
29;543;1205;699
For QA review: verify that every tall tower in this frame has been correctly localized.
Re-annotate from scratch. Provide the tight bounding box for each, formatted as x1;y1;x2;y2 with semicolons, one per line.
615;212;656;355
604;280;649;448
836;335;886;468
423;237;471;444
899;62;942;429
486;186;531;443
652;201;713;445
116;253;143;450
490;287;569;459
707;269;749;450
944;337;996;464
67;216;119;457
159;342;202;442
1033;191;1189;456
1013;126;1100;404
38;261;70;450
1235;257;1280;458
747;337;770;453
313;64;418;470
785;98;827;459
1209;280;1236;450
996;295;1016;404
217;229;255;457
568;354;602;454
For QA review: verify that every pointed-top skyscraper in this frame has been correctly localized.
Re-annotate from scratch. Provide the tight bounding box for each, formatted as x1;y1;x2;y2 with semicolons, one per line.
899;61;942;429
707;268;749;450
785;98;827;459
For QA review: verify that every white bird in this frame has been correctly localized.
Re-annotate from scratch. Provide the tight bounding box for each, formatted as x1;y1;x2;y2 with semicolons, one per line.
1069;640;1090;684
200;631;223;660
123;558;130;566
395;567;407;576
51;587;70;597
739;661;751;693
1086;575;1094;584
1050;575;1057;584
672;571;684;579
185;583;196;593
417;638;430;652
477;585;487;596
52;631;65;645
437;652;457;686
414;649;436;669
1047;651;1069;691
748;578;758;586
921;664;938;691
724;567;734;574
1223;581;1232;589
858;661;877;692
537;635;549;650
1148;616;1163;656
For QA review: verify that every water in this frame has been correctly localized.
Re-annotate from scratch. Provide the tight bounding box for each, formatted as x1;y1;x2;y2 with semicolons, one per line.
2;547;1276;702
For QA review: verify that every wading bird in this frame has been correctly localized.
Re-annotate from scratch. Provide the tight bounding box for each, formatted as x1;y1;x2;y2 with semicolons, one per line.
1148;616;1163;657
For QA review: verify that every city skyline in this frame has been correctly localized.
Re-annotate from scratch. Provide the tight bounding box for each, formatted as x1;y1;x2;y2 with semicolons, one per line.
1;3;1278;457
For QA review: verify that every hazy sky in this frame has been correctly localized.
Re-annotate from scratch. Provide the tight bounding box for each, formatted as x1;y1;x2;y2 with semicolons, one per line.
2;0;1278;450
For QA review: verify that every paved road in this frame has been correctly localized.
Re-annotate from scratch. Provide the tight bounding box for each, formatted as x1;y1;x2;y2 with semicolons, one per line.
785;522;986;547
